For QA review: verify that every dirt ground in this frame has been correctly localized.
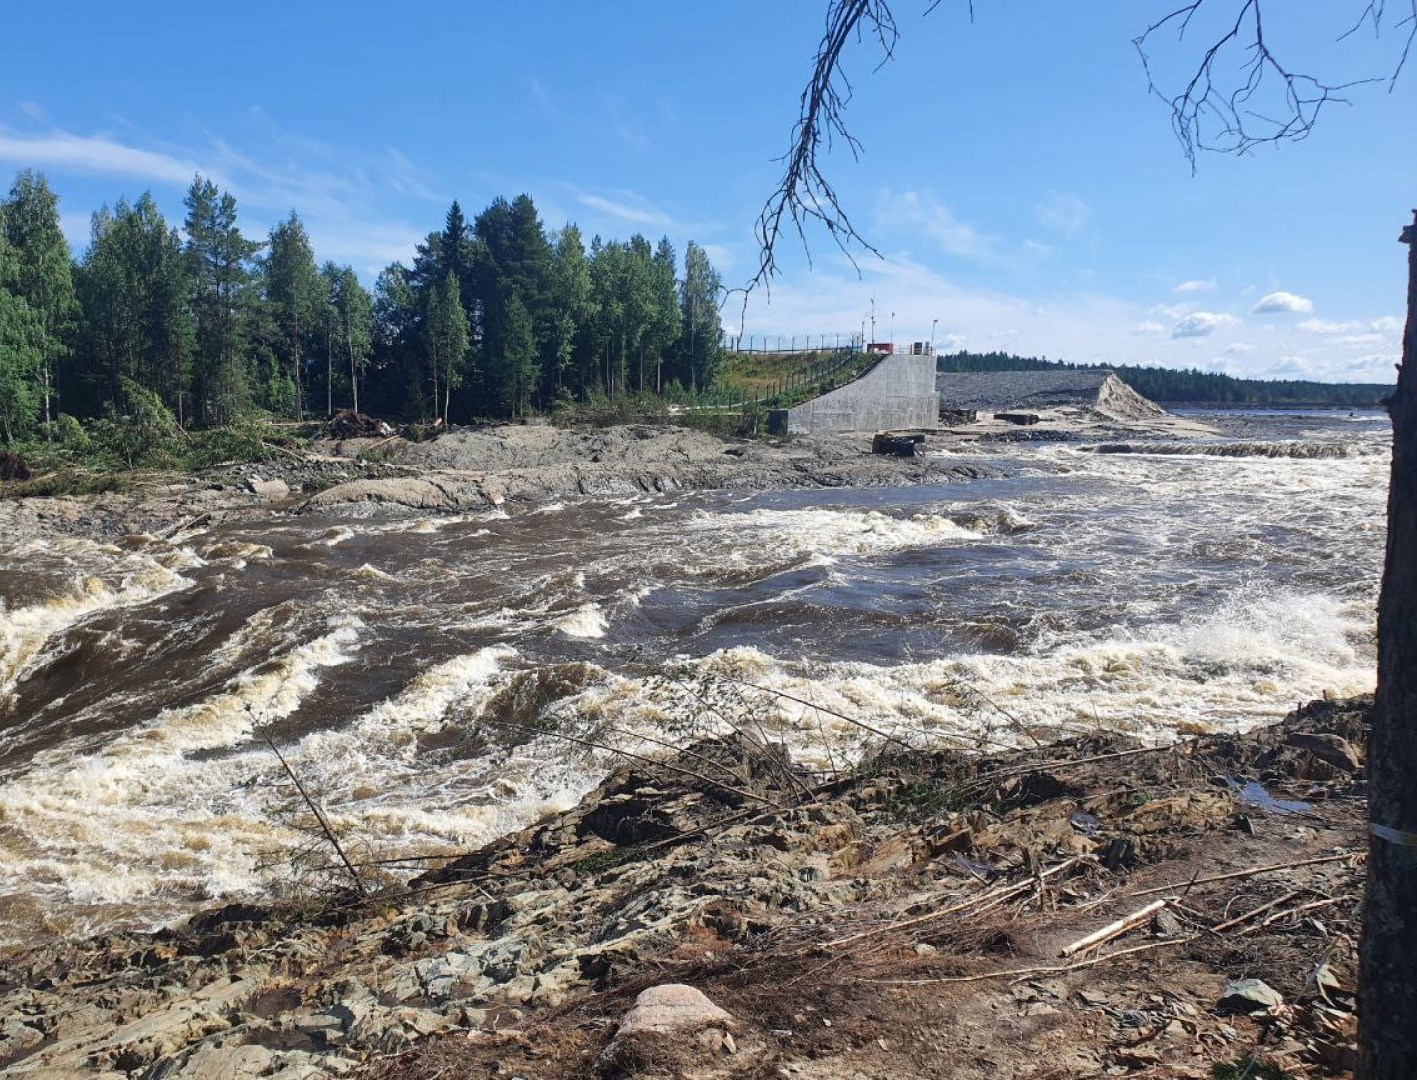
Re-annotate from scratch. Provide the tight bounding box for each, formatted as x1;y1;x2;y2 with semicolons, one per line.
358;698;1368;1080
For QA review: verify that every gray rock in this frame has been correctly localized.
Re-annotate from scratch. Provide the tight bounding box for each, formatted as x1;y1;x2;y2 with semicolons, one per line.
1218;978;1284;1014
246;477;290;500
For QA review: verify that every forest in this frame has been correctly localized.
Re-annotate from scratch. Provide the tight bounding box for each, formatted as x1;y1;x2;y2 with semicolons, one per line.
937;350;1395;407
0;169;726;443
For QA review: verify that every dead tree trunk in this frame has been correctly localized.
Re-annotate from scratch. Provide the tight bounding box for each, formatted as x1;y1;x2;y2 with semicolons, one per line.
1362;209;1417;1079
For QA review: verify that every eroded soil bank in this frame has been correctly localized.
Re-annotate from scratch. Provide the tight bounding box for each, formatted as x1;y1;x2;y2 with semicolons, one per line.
0;696;1368;1079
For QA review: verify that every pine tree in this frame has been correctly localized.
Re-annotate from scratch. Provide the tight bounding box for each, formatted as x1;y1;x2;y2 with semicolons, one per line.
264;212;322;419
183;176;262;425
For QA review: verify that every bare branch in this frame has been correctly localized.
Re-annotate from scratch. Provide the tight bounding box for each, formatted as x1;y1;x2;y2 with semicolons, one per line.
748;0;903;301
1134;0;1412;169
752;1;1411;295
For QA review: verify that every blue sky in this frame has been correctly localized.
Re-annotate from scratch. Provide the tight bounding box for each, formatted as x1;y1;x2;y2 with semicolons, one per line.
1;0;1412;382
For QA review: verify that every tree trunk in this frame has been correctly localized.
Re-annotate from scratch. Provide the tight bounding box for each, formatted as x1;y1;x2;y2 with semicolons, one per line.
348;331;359;415
1362;209;1417;1079
326;327;333;418
430;347;439;422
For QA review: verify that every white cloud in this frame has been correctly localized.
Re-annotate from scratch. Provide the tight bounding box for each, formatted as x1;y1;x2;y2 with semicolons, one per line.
1174;279;1217;293
1033;192;1089;238
576;192;678;231
0;121;436;275
1297;317;1360;335
1263;355;1316;378
1133;321;1166;336
1152;301;1193;320
1172;311;1240;338
725;250;1392;382
1252;291;1314;314
876;190;1000;263
874;190;1047;271
0;128;209;186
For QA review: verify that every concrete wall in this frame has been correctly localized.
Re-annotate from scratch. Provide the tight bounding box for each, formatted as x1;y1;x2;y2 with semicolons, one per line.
770;352;939;435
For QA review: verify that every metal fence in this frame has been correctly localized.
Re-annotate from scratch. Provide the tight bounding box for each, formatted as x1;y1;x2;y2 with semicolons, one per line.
722;332;865;354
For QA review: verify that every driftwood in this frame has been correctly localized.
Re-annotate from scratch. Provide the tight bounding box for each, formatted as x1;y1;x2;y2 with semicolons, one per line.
1059;898;1170;957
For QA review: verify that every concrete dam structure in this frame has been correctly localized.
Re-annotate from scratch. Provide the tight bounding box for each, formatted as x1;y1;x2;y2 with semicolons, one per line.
768;351;939;435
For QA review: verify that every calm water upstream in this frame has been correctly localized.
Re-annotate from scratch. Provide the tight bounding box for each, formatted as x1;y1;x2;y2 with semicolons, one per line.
0;410;1390;945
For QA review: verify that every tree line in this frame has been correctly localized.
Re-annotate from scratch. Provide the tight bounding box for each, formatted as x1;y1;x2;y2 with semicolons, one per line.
0;169;726;442
937;350;1394;407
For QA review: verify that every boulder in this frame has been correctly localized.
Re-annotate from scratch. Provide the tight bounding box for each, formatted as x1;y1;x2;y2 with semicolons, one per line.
246;477;290;500
617;984;736;1037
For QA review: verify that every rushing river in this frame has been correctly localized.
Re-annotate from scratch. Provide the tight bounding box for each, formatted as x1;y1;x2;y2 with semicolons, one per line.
0;410;1391;945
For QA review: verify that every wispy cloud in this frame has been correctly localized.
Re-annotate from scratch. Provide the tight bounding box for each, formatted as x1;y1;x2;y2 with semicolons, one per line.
875;190;1047;271
1033;192;1089;238
0;120;436;275
603;97;651;150
1174;278;1217;293
529;78;556;117
0;127;210;186
1252;290;1313;314
575;191;690;233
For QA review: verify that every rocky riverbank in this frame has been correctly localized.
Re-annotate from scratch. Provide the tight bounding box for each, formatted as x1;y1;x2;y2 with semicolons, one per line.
0;697;1369;1079
0;424;1006;543
0;398;1221;542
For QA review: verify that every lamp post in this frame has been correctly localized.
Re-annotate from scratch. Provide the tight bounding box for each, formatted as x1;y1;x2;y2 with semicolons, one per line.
931;317;939;354
890;311;895;347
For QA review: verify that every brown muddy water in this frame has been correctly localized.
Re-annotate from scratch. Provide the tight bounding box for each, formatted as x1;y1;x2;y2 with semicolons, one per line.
0;410;1390;946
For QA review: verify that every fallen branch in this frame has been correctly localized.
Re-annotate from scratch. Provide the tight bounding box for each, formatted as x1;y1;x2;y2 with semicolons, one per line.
1234;894;1353;935
1060;898;1170;957
250;709;366;898
1210;888;1307;934
478;717;783;808
261;439;308;460
821;855;1088;949
160;511;211;539
865;935;1195;986
1125;851;1359;900
721;676;915;753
